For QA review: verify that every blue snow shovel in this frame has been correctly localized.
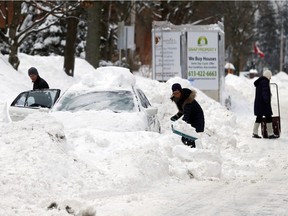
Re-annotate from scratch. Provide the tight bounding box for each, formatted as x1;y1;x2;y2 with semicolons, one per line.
171;124;198;141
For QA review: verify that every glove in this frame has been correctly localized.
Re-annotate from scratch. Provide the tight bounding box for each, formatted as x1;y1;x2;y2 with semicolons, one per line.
170;114;179;121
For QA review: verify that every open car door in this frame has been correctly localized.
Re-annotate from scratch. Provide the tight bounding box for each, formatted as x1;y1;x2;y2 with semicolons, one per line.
9;89;61;121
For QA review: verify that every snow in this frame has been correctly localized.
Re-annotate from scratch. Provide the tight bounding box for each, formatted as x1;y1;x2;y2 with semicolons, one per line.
224;62;235;70
1;53;288;215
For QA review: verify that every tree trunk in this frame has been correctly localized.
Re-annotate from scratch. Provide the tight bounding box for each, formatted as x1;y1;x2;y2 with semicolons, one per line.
64;15;79;77
8;1;21;70
85;1;101;68
135;7;153;65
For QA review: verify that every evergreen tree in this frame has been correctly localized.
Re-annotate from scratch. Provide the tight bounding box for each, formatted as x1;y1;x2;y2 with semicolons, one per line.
256;1;280;73
221;1;258;74
20;15;65;56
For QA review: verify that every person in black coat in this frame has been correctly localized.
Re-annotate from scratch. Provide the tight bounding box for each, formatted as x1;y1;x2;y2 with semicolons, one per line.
170;83;205;148
28;67;49;90
253;69;278;139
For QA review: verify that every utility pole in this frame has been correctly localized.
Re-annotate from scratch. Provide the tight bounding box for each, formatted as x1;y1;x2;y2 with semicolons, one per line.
280;16;284;72
276;1;284;72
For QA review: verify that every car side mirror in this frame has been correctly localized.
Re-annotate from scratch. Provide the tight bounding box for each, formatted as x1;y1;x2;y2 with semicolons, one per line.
145;107;158;116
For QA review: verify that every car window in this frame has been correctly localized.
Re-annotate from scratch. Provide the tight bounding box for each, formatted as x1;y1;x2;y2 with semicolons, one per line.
55;91;135;112
11;89;60;108
26;95;36;105
14;92;28;107
26;91;53;108
136;89;151;108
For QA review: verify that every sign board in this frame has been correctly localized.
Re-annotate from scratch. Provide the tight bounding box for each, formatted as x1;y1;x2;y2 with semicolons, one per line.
152;21;225;102
187;32;219;90
118;22;135;50
152;31;181;81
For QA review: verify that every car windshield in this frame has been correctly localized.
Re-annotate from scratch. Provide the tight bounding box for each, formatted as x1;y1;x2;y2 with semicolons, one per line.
55;90;135;112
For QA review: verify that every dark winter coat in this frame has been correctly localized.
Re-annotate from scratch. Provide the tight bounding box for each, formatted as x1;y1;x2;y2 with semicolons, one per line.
171;88;205;132
33;76;49;90
254;76;272;116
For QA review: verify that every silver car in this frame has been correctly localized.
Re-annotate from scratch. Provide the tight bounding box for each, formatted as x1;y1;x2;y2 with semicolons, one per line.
9;86;161;133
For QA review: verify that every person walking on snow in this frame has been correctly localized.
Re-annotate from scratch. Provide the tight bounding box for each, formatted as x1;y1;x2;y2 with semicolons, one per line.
252;69;279;139
170;83;205;148
28;67;49;90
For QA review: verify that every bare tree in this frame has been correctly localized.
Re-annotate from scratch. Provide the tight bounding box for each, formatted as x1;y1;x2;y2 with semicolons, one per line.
257;1;279;73
0;1;79;70
85;1;101;68
7;1;22;69
63;4;84;76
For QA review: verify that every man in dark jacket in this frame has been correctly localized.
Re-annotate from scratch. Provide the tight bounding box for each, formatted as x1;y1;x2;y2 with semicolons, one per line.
253;69;278;139
170;83;205;148
28;67;49;90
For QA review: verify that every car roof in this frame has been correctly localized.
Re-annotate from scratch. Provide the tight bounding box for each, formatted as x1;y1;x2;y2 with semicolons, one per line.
62;82;136;95
18;88;60;93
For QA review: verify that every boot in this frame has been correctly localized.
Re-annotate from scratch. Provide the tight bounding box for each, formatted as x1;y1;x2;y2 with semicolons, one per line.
266;123;279;139
252;123;261;138
186;140;196;148
181;137;196;148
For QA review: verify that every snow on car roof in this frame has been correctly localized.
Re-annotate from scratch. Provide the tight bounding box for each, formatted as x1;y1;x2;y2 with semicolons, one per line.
81;66;136;89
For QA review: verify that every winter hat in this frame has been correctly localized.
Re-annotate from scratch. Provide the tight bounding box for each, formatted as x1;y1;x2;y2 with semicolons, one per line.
263;69;272;80
28;67;38;76
172;83;182;92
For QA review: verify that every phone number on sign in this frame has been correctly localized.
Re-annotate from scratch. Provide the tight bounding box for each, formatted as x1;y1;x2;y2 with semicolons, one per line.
188;71;217;77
